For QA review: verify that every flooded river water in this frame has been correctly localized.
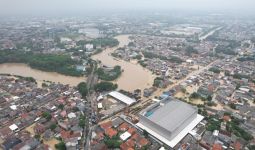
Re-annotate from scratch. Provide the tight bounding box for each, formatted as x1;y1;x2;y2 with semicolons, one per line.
0;63;85;86
0;35;154;90
92;35;154;91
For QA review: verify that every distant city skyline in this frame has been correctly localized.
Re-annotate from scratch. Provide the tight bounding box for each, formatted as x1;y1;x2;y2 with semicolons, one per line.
0;0;255;16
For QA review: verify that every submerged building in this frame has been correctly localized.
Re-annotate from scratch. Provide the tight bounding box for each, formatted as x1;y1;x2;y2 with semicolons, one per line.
137;98;204;148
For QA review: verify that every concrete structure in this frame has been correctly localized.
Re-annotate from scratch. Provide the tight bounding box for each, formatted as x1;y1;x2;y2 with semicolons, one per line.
137;98;204;148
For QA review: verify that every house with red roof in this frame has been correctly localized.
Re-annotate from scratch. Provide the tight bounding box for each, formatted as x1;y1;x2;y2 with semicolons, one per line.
100;121;113;131
137;137;150;148
105;128;117;138
118;122;129;131
212;144;222;150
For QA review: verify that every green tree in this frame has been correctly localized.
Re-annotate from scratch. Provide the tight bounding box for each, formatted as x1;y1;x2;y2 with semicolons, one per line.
79;115;86;128
50;123;57;131
185;46;198;56
55;141;66;150
77;82;88;97
94;82;118;92
42;112;52;121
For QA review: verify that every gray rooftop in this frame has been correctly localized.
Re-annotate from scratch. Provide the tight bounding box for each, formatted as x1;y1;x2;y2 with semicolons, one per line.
145;100;197;132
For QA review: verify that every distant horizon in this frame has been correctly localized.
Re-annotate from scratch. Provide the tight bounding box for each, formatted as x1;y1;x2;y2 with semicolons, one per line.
0;0;255;17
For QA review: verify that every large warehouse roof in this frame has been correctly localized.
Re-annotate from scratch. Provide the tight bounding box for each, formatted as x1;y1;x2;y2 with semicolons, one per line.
137;114;204;148
108;91;136;105
146;100;197;132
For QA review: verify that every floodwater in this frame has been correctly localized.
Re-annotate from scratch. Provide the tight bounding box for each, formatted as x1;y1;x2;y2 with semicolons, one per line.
92;35;155;91
0;63;85;86
0;35;154;90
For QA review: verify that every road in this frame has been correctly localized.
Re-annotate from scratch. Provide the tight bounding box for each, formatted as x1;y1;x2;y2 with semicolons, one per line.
199;27;223;41
83;62;98;150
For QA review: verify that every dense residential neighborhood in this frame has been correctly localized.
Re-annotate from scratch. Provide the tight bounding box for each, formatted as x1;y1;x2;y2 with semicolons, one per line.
0;11;255;150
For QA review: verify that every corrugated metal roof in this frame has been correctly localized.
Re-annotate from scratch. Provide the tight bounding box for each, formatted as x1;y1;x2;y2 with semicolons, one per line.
137;114;204;148
108;91;136;105
147;100;197;132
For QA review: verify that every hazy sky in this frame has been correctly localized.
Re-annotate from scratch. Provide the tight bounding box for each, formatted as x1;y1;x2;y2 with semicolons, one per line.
0;0;255;16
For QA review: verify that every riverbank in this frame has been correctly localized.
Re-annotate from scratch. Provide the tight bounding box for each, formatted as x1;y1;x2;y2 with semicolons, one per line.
0;63;85;86
0;50;83;77
92;35;155;92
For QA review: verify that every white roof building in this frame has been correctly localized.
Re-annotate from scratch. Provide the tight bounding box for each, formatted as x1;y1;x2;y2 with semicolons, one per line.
68;113;77;119
108;91;136;105
98;103;103;109
10;105;17;110
9;124;18;131
120;131;131;141
137;98;204;148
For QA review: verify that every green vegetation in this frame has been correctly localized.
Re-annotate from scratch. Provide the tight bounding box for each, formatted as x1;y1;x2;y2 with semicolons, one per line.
93;48;103;55
185;46;198;56
238;55;255;62
206;116;221;131
138;60;147;67
104;136;122;148
58;104;64;110
229;103;237;110
50;123;57;131
181;87;186;93
133;54;142;60
209;67;221;74
97;66;122;81
77;82;88;97
92;38;119;47
215;43;239;55
227;118;253;141
190;92;200;99
233;73;250;80
42;112;52;121
77;37;119;48
55;141;66;150
128;42;135;47
142;51;183;64
143;130;149;138
0;50;83;76
34;134;41;140
153;77;163;87
42;83;48;87
94;81;118;92
248;145;255;150
79;115;86;128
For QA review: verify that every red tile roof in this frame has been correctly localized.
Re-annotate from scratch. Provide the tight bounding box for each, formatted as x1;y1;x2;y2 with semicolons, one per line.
233;141;242;150
120;142;134;150
60;130;81;140
138;137;149;148
127;128;137;135
126;139;135;148
131;133;140;141
212;144;222;150
105;128;117;138
100;121;112;130
223;115;231;122
118;122;129;131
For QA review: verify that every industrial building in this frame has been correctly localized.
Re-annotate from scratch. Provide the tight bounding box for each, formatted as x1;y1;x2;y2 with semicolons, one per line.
108;91;137;106
137;98;204;148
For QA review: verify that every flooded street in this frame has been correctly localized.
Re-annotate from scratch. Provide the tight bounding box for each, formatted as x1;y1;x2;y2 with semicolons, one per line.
92;35;155;91
0;63;85;86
